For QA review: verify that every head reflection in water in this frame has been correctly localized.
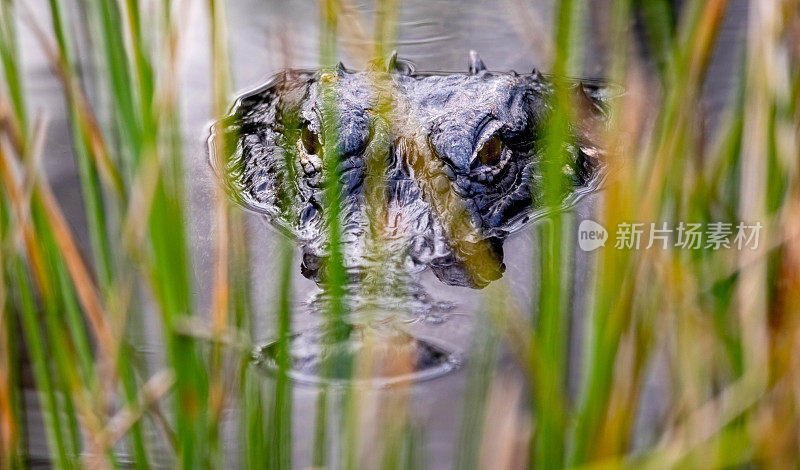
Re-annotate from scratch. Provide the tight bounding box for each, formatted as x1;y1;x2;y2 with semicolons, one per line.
211;52;610;293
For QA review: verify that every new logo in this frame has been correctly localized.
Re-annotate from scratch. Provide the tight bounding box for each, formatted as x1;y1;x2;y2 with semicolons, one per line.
578;219;608;252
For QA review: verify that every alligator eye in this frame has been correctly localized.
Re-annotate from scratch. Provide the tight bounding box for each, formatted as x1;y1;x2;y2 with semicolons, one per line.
301;123;320;155
477;135;503;166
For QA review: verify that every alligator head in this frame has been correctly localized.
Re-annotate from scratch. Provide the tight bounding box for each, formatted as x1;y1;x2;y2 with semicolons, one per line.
210;52;612;289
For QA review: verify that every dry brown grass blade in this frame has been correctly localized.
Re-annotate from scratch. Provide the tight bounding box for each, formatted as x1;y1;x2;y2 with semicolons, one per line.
374;330;415;466
639;0;730;223
171;316;252;352
19;3;125;198
0;141;52;294
758;193;800;464
121;150;160;259
210;200;229;334
81;370;175;470
0;122;117;359
208;0;236;436
316;0;385;68
647;375;769;468
336;0;374;67
502;0;554;66
36;165;117;357
97;369;176;451
736;0;776;389
478;374;530;470
687;0;731;85
1;131;118;467
0;254;15;469
0;99;25;154
209;73;230;336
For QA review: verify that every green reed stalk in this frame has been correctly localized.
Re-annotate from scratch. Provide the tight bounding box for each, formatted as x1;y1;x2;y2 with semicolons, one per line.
312;1;354;466
206;0;231;463
530;0;584;467
572;0;734;463
0;0;25;134
270;237;294;470
12;261;74;469
0;6;27;463
340;2;402;468
84;0;211;464
241;366;268;469
380;422;425;470
318;2;350;345
454;313;501;470
148;157;207;469
86;0;142;165
32;216;85;460
47;0;117;290
46;1;161;465
5;4;113;465
569;0;634;462
0;203;23;468
312;388;329;467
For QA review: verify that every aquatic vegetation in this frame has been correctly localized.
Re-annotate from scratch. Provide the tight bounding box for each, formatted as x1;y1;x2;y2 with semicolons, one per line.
0;0;799;468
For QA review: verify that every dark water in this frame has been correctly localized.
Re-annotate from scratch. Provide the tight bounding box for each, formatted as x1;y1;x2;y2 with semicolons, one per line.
18;0;748;467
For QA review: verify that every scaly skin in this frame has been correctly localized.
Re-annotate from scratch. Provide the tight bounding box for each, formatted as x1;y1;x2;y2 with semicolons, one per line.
211;52;611;288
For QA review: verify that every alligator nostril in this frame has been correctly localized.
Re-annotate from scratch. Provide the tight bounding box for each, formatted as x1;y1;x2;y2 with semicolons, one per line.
300;252;323;279
301;123;320;155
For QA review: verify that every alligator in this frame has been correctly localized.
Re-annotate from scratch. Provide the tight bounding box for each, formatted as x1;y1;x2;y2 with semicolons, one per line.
210;51;612;291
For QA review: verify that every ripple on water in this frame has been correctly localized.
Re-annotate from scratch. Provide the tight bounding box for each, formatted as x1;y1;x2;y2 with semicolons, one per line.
254;324;461;387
